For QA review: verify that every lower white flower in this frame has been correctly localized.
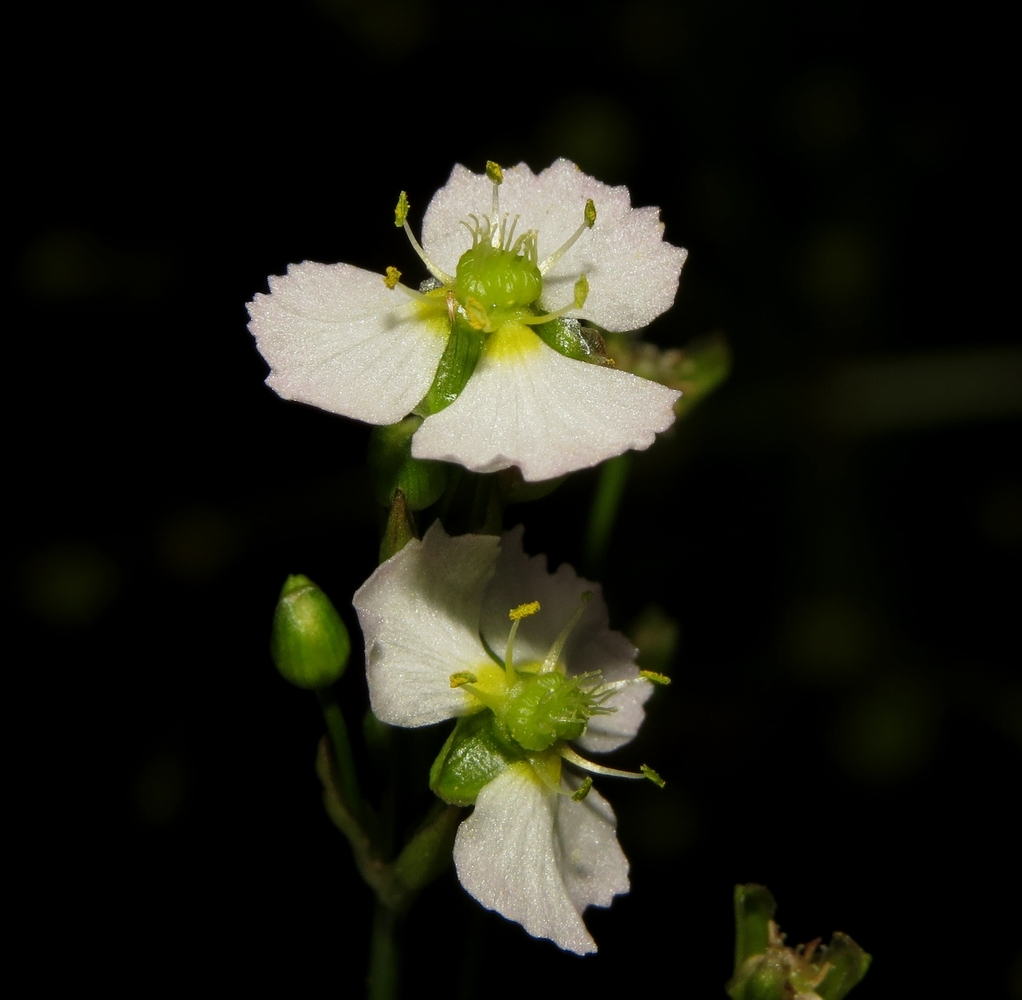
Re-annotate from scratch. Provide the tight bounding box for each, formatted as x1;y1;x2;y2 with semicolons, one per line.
353;521;659;953
248;159;685;481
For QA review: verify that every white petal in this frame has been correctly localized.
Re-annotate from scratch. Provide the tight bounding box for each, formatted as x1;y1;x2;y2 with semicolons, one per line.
453;762;629;954
411;328;680;481
478;526;652;753
247;261;448;425
421;160;687;332
353;522;500;727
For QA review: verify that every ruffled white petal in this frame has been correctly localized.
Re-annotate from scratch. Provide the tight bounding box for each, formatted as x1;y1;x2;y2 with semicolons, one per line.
353;523;500;727
411;330;681;482
453;762;629;954
421;160;687;332
247;261;448;425
478;526;651;753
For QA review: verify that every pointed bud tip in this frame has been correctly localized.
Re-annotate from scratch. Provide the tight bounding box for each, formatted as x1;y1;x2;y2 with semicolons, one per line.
270;575;351;689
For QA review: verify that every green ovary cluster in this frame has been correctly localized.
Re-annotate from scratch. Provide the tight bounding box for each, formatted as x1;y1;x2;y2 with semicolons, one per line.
453;246;543;328
503;669;592;751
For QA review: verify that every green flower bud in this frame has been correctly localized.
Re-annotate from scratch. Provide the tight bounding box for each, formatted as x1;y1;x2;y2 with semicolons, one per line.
270;574;350;689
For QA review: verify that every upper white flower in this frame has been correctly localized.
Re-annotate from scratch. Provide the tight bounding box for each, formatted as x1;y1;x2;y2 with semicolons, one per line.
353;521;654;953
248;159;687;482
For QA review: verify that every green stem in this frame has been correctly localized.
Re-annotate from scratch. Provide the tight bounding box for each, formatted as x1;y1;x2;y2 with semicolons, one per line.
316;688;363;823
367;902;401;1000
583;453;631;572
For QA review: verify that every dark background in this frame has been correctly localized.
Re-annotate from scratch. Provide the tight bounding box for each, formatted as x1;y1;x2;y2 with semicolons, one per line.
11;0;1018;994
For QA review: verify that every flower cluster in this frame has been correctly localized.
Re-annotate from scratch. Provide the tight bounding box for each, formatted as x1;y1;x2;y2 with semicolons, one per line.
248;160;686;481
354;521;654;953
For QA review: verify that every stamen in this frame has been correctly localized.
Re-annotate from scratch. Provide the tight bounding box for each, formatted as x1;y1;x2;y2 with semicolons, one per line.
485;160;504;185
486;161;503;246
574;274;589;310
538;198;597;275
541;591;591;673
640;764;666;788
383;266;402;290
462;295;489;331
505;600;541;684
572;777;594;801
558;744;644;780
639;670;672;686
449;671;477;688
393;190;454;286
510;601;541;621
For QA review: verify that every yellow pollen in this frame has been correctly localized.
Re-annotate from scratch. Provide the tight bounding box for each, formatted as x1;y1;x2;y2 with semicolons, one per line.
383;266;401;290
449;671;477;688
394;191;410;228
485;161;504;185
509;601;541;621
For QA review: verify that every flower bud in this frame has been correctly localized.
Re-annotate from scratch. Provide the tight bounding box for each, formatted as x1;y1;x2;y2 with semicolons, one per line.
270;574;350;689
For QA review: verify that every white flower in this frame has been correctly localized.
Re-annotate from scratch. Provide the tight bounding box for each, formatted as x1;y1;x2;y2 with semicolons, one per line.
353;521;654;953
248;159;686;482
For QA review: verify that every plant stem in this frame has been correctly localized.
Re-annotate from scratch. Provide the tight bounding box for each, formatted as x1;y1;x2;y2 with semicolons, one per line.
367;901;401;1000
583;453;631;572
316;687;363;822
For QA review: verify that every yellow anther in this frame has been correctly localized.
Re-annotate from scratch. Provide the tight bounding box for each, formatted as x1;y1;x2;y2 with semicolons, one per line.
509;601;541;621
485;161;504;185
574;273;589;310
584;198;596;228
394;191;410;228
639;670;671;686
449;671;477;688
640;764;665;788
463;296;489;331
572;777;594;802
383;266;402;290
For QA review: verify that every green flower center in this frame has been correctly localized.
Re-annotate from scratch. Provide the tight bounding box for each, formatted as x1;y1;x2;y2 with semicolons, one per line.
454;244;543;323
503;666;602;751
449;596;614;754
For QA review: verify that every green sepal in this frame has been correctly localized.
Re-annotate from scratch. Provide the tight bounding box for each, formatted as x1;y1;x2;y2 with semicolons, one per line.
534;316;611;364
415;317;484;416
368;416;448;511
734;883;777;967
270;575;350;689
379;491;416;563
429;712;525;806
815;934;872;1000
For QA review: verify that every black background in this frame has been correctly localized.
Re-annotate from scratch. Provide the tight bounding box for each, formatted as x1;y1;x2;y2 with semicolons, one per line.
11;0;1019;994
